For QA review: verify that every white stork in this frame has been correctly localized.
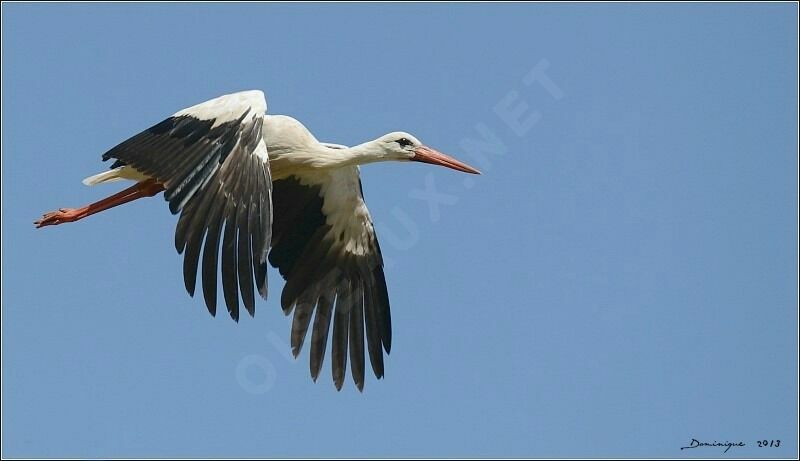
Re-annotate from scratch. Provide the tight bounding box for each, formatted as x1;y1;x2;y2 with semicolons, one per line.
34;90;480;391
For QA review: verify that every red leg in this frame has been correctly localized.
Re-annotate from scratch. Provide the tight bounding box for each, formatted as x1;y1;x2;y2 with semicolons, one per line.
34;179;166;228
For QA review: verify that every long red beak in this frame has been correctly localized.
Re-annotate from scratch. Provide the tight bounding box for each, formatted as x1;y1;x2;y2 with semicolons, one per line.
412;146;481;174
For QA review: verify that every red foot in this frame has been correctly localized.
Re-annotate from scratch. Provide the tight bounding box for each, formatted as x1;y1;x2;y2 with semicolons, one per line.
34;208;86;228
34;179;165;229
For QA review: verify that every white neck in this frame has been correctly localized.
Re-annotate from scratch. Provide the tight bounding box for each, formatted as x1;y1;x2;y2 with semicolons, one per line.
334;141;392;167
268;139;389;179
262;115;403;178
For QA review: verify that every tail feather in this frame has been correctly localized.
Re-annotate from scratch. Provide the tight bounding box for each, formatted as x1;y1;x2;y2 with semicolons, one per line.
82;166;150;186
82;168;125;186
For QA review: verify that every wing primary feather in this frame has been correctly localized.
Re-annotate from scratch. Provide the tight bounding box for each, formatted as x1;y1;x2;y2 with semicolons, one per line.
182;224;206;297
374;266;392;353
290;295;315;357
220;144;256;321
200;194;226;316
237;158;256;316
332;283;351;391
249;191;264;297
175;192;198;254
253;160;271;300
180;175;225;296
363;279;385;379
349;281;366;392
310;289;334;381
221;208;240;322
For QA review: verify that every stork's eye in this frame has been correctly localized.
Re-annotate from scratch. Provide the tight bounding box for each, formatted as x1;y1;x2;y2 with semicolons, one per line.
395;138;413;147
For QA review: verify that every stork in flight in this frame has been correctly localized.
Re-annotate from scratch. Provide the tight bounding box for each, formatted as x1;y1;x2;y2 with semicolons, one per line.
34;90;480;391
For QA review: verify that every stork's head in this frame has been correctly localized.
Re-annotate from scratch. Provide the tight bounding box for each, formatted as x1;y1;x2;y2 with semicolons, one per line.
376;131;481;174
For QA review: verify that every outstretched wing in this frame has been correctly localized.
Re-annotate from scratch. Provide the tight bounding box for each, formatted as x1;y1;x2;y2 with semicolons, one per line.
100;90;272;321
269;168;391;391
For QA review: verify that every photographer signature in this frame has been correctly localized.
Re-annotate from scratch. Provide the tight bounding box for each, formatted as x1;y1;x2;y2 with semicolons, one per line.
680;438;781;454
680;439;746;454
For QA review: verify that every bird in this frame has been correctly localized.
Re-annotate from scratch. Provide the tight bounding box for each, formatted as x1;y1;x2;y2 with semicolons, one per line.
34;90;480;391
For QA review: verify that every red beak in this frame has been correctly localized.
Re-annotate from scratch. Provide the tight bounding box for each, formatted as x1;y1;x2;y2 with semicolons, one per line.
412;146;481;174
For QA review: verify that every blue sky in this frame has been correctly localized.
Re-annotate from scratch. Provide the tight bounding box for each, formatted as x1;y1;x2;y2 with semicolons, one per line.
2;2;797;458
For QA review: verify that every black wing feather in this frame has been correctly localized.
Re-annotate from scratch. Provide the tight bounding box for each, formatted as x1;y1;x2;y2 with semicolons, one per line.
101;102;270;319
269;174;391;391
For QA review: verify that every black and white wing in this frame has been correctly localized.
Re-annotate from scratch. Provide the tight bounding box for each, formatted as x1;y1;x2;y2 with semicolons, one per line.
269;168;391;391
100;90;272;321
